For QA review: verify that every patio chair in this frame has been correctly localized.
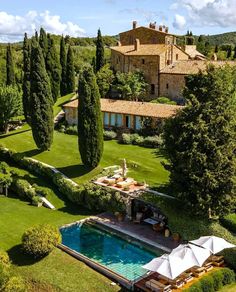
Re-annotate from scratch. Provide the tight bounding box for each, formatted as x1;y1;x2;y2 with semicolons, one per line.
133;212;143;224
209;255;224;267
145;279;172;292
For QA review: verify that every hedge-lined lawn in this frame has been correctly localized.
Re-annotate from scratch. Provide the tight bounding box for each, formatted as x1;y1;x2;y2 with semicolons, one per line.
0;129;169;188
0;196;119;291
219;283;236;292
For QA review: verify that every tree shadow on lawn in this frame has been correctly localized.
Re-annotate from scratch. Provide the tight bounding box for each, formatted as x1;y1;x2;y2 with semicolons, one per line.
57;164;93;179
0;129;31;139
20;148;44;157
8;244;43;266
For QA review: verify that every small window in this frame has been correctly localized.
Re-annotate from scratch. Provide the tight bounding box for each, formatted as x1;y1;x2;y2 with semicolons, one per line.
176;54;179;60
142;59;145;64
151;84;155;95
166;83;169;89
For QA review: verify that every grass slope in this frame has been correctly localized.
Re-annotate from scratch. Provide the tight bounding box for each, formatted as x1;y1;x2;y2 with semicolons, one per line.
0;196;119;291
0;128;169;188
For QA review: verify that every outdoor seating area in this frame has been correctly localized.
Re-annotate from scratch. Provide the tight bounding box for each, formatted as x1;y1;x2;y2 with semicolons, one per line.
135;236;234;292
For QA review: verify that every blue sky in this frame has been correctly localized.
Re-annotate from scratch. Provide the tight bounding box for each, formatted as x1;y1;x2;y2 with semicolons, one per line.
0;0;235;42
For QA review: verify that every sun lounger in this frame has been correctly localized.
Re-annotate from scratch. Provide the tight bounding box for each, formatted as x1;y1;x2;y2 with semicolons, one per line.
145;279;172;292
158;275;184;289
190;266;206;277
116;178;135;188
103;178;116;185
179;272;194;283
212;260;224;267
210;255;224;262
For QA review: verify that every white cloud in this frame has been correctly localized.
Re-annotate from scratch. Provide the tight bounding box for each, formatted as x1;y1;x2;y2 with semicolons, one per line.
172;0;236;28
173;14;186;30
0;10;85;42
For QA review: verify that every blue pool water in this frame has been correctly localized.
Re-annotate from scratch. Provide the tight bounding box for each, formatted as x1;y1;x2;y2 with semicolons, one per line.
60;223;161;281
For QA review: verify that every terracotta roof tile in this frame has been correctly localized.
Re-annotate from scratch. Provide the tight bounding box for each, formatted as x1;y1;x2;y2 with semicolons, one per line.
160;60;236;74
184;45;206;59
110;44;168;56
63;98;182;118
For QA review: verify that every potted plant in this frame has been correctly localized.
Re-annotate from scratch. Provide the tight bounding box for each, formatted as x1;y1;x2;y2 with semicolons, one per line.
32;196;43;207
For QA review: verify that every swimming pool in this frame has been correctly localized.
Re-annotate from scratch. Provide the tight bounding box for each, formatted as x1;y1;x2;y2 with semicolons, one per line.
60;222;162;281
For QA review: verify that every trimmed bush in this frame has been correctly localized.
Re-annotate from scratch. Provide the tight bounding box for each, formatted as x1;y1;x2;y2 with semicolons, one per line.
118;133;163;148
3;276;26;292
0;264;10;290
0;251;10;270
211;270;223;291
221;267;235;285
22;224;61;258
184;268;235;292
12;179;36;200
65;125;77;135
103;130;117;140
199;275;214;292
222;248;236;271
220;214;236;233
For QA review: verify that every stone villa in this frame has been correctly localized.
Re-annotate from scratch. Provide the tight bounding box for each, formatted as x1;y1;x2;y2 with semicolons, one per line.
110;21;235;102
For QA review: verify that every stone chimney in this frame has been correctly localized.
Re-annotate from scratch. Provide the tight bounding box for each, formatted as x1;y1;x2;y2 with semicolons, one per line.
165;27;169;33
149;22;156;29
159;25;163;32
134;39;140;51
133;21;137;29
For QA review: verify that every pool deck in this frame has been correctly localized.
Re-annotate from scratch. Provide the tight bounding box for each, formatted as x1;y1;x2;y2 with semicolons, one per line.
90;212;180;253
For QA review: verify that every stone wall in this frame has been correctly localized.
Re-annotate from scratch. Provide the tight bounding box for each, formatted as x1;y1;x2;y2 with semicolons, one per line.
64;108;77;125
159;73;186;102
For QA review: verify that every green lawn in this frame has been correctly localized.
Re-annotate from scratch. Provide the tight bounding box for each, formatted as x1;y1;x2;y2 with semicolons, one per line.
0;128;169;188
53;93;75;116
0;196;119;291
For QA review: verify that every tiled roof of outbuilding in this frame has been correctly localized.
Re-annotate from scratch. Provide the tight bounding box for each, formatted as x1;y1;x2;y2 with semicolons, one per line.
63;98;182;118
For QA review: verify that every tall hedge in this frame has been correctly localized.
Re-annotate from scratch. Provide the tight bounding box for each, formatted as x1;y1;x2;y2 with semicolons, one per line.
30;41;54;151
78;66;103;168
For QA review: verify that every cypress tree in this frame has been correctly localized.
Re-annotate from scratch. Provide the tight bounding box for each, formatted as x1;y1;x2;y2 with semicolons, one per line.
95;29;104;72
227;46;232;59
46;36;61;102
39;27;48;58
66;45;75;93
35;31;39;42
30;41;54;151
233;45;236;59
6;44;15;85
164;65;236;217
78;66;103;168
22;33;31;123
60;36;67;96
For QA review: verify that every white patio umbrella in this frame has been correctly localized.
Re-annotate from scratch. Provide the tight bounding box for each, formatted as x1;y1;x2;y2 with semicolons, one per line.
170;243;211;267
190;236;235;254
142;254;192;280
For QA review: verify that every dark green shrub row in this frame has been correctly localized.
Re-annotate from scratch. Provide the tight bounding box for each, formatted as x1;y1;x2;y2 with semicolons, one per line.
184;268;235;292
119;133;163;148
221;248;236;271
220;213;236;233
103;130;117;140
0;146;126;213
22;224;61;258
12;179;36;200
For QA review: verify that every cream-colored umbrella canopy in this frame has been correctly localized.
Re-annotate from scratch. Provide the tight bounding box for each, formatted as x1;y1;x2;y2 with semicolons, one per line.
170;243;211;267
142;254;192;280
190;236;235;254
